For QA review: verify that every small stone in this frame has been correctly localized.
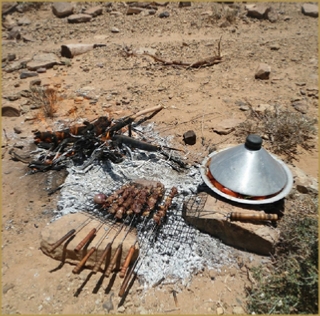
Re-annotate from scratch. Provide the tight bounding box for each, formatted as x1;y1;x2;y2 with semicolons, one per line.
232;306;245;314
183;130;196;145
270;44;280;51
7;26;21;40
14;127;22;134
267;8;278;23
159;11;170;18
217;307;224;315
255;63;271;80
4;94;21;101
29;79;42;88
117;306;126;313
67;14;92;23
7;53;16;61
283;16;290;21
213;118;243;135
37;67;47;73
240;105;250;111
52;2;74;18
245;4;271;19
84;5;103;17
2;106;20;117
291;100;308;114
2;15;17;29
20;71;39;79
17;16;31;26
301;4;318;18
179;2;192;8
111;27;120;33
27;53;61;71
252;103;272;113
2;2;18;15
126;7;144;15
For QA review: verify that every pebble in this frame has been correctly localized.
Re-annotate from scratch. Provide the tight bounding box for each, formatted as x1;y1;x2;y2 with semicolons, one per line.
245;4;271;19
67;14;92;23
37;67;47;73
117;306;126;313
291;100;308;114
13;127;22;134
111;27;120;33
301;3;318;18
159;11;170;18
232;306;246;314
7;53;16;61
255;63;271;80
217;307;224;315
183;130;196;145
20;71;38;79
52;2;74;18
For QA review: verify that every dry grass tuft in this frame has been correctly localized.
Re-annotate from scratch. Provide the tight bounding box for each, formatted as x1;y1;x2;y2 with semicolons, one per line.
236;105;317;161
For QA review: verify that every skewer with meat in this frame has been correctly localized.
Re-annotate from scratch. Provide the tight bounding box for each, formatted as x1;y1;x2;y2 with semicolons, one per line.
142;182;165;217
130;186;152;214
115;186;140;219
153;186;178;224
108;185;134;214
93;184;130;209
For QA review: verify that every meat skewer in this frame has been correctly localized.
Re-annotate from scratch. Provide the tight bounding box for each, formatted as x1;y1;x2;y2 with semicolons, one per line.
115;186;140;219
48;216;92;253
142;182;165;216
74;221;104;252
153;187;178;224
131;186;152;214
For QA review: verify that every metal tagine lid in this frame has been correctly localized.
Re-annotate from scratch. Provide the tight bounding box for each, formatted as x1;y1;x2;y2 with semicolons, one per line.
208;135;288;197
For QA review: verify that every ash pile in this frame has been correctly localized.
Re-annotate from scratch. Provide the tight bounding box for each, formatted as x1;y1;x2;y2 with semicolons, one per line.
29;106;238;289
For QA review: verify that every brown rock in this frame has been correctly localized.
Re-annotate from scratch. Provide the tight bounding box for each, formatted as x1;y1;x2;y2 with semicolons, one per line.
40;213;139;272
26;53;61;71
52;2;74;18
2;106;20;117
255;63;271;80
2;2;18;15
179;2;192;8
17;16;31;26
67;14;92;23
4;58;32;73
84;5;103;17
183;130;196;145
291;100;308;114
213;118;243;135
126;7;144;15
301;3;318;18
2;15;17;29
245;4;271;19
7;26;21;40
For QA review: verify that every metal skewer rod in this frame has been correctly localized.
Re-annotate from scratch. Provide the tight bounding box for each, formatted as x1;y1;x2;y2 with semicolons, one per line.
48;216;93;253
105;215;137;277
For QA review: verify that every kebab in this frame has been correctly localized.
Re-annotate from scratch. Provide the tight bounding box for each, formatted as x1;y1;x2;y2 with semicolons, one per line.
153;186;178;224
115;186;141;219
142;182;165;217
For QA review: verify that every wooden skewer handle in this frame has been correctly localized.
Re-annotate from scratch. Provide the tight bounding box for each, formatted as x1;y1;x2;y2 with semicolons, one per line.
229;212;278;221
105;244;122;277
92;243;112;274
72;247;96;274
119;245;136;278
74;228;96;252
48;229;76;253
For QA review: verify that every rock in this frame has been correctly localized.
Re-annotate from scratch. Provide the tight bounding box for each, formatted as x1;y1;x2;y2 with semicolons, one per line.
245;4;271;19
306;86;318;98
183;130;196;145
270;43;280;50
301;4;318;18
26;53;61;70
2;283;15;294
2;2;18;15
29;79;41;88
2;106;20;117
213;118;243;135
117;306;126;313
2;15;17;29
4;94;21;101
36;67;47;73
255;63;271;80
7;26;21;40
84;6;103;17
267;8;278;23
52;2;74;18
17;16;31;26
13;126;22;134
126;7;144;15
290;165;318;196
111;27;120;33
217;307;224;315
232;306;246;314
179;2;192;8
159;11;170;18
291;100;308;114
4;58;32;73
20;71;39;79
7;53;16;61
40;213;139;271
102;292;114;312
252;103;272;113
67;14;92;23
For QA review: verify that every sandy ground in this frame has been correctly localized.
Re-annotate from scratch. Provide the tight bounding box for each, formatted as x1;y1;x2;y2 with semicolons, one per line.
1;2;318;315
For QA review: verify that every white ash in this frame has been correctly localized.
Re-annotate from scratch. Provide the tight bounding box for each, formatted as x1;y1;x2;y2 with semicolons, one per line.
54;126;238;288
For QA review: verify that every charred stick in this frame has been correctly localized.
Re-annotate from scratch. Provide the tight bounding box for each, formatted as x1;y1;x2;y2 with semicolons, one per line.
48;217;92;253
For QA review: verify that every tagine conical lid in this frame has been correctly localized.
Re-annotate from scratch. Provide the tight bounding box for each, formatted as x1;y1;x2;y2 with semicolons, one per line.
208;135;288;196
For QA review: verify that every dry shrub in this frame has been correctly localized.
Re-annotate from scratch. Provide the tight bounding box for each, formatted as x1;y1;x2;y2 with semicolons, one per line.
246;196;318;314
208;3;238;24
30;86;58;119
236;105;317;161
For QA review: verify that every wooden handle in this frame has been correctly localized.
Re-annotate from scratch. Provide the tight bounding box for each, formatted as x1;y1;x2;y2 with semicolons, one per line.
92;243;112;274
105;244;122;277
229;212;278;221
119;266;135;297
74;228;96;252
72;247;96;274
119;245;136;278
48;229;76;253
131;105;163;120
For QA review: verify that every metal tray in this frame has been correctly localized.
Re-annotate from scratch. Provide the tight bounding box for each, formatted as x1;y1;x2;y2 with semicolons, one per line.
200;149;294;205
